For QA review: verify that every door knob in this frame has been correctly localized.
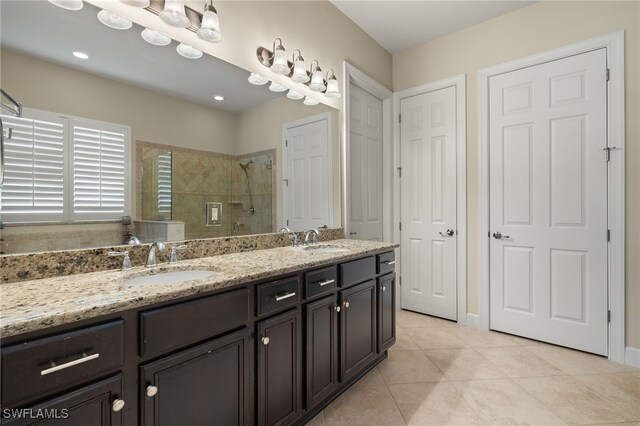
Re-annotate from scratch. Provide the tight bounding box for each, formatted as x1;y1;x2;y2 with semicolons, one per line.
439;229;454;237
261;337;270;345
146;385;158;397
349;232;357;236
112;399;125;412
335;306;341;312
344;301;350;308
492;232;510;239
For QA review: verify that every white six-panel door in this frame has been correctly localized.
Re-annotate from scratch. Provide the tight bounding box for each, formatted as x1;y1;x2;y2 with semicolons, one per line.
348;84;384;241
489;49;608;355
400;86;458;320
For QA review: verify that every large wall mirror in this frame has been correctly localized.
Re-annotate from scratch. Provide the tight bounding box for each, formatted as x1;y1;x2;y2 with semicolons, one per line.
0;0;340;255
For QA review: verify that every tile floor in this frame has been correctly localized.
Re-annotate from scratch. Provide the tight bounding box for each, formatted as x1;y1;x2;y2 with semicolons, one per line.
307;309;640;426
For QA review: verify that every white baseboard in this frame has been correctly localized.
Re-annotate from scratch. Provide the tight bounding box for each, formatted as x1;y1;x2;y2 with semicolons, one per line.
465;313;480;329
625;346;640;368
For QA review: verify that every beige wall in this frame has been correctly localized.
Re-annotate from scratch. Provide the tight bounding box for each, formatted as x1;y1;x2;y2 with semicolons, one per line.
393;1;640;349
236;96;341;229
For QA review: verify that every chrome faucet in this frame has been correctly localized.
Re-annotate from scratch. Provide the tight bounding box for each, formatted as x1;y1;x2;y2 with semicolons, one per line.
169;245;188;264
280;227;299;247
146;241;166;268
303;229;319;246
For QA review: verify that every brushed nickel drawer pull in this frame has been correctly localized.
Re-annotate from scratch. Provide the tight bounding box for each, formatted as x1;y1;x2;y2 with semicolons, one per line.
384;260;396;265
41;352;100;376
317;279;335;287
275;292;296;302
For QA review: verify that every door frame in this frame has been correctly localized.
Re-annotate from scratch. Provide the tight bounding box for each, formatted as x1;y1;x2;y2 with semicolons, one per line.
343;62;394;243
282;112;334;229
477;31;625;363
393;74;468;324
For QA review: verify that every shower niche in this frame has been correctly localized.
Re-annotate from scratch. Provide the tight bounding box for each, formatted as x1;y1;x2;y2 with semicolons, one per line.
140;142;275;240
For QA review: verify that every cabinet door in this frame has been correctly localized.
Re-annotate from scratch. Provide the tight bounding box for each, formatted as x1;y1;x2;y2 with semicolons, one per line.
340;280;377;381
141;328;251;426
257;309;302;426
378;273;396;352
305;295;338;409
2;375;123;426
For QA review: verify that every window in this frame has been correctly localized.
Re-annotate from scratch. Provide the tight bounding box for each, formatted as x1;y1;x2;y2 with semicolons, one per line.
1;108;131;224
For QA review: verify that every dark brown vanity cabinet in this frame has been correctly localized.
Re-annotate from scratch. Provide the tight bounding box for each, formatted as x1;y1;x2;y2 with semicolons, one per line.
378;273;396;353
339;280;378;381
140;328;251;426
257;309;302;426
305;295;339;409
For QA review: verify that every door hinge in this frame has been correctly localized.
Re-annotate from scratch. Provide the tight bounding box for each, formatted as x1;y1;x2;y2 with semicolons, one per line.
608;310;611;323
603;146;617;162
399;276;402;286
398;114;402;124
607;229;611;242
285;139;288;147
399;222;402;232
606;68;610;82
286;219;289;226
397;167;402;177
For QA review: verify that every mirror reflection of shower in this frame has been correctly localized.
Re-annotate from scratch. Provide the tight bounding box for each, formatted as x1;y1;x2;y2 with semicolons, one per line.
239;160;256;215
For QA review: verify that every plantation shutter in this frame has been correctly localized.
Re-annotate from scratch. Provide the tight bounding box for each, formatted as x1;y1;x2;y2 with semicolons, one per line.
71;119;130;220
157;152;172;216
0;111;67;222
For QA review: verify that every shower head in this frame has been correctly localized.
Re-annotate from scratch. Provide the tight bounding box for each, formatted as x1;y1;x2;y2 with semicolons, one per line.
239;160;253;171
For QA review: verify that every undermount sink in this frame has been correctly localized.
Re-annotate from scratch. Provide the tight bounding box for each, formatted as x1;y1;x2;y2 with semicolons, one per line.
302;244;350;254
122;270;218;286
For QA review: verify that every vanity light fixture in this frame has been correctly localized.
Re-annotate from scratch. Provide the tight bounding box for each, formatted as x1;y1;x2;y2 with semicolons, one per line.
176;43;203;59
324;69;341;98
72;51;89;60
213;95;224;101
308;61;326;92
286;90;304;100
160;0;190;28
303;96;320;106
197;0;223;43
120;0;150;7
269;81;287;93
290;50;309;83
141;28;171;46
97;9;133;30
270;38;289;75
248;73;269;86
48;0;83;11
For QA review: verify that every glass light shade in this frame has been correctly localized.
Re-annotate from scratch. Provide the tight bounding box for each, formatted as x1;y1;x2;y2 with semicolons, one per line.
269;82;287;92
287;90;304;100
176;43;203;59
197;9;223;43
308;69;326;92
141;28;171;46
97;10;132;30
160;0;190;28
325;78;340;98
48;0;83;11
248;73;269;85
120;0;150;7
303;96;320;106
270;47;289;75
291;58;309;83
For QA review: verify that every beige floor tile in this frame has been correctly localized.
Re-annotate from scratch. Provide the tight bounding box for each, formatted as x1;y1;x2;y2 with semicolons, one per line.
589;423;640;426
323;385;405;426
574;373;640;420
306;411;325;426
404;327;468;350
527;345;636;375
476;346;564;378
515;375;631;424
378;350;444;384
388;382;488;425
396;310;442;328
353;367;386;387
452;379;565;425
424;348;508;381
451;327;523;348
389;327;421;352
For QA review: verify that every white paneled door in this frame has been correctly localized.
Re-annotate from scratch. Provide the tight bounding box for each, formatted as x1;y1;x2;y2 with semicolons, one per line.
283;115;331;231
400;86;458;320
348;84;383;241
489;49;608;355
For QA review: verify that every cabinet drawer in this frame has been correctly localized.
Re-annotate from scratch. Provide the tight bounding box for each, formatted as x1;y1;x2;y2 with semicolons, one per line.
304;266;338;299
340;256;376;288
1;320;124;406
256;276;300;317
141;288;249;357
377;251;396;275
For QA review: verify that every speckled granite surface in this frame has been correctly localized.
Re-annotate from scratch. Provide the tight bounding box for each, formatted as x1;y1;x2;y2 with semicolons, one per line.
1;228;344;284
0;239;397;338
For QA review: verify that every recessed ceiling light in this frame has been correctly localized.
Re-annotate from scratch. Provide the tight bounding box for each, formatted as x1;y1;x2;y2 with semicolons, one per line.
176;43;203;59
97;9;133;30
72;51;89;60
214;95;224;101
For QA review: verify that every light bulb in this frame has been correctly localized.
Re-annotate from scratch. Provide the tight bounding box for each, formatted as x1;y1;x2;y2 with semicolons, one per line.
325;78;340;98
303;96;320;106
160;0;190;28
176;43;202;59
197;3;223;43
270;44;289;75
248;73;269;85
291;56;309;83
308;68;326;92
287;90;304;100
97;9;132;30
141;28;171;46
48;0;83;11
269;82;287;92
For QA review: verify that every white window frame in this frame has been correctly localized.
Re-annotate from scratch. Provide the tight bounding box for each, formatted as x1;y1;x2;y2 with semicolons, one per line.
1;107;132;224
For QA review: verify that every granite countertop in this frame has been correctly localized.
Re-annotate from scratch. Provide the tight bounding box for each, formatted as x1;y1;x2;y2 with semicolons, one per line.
0;239;398;338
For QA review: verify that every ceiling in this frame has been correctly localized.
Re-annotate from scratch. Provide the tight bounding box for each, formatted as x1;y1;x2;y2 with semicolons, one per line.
330;1;537;54
0;1;283;113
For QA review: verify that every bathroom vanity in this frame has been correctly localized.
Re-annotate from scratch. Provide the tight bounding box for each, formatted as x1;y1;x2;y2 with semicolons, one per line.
0;240;397;425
